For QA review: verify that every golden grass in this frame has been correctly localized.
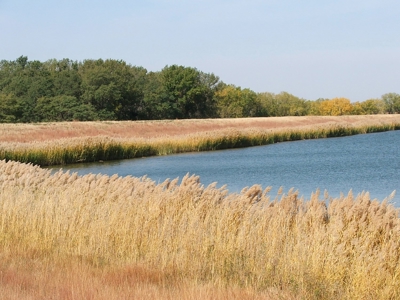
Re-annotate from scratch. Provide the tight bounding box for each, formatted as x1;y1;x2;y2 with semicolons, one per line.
0;255;289;300
1;160;399;299
1;116;400;298
2;115;400;166
2;115;400;143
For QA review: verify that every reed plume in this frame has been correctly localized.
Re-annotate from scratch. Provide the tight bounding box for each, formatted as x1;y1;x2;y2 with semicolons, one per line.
0;159;398;299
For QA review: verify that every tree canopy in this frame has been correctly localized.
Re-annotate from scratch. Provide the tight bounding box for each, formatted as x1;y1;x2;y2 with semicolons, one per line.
0;56;398;123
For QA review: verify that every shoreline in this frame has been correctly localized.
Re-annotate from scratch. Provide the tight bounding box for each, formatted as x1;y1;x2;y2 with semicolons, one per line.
1;115;400;166
1;116;400;299
1;158;400;299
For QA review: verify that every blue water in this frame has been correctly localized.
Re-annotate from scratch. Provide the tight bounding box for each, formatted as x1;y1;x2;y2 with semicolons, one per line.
49;131;400;205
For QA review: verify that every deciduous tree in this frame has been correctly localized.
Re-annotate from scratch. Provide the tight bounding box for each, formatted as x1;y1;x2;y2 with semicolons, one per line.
319;97;353;116
382;93;400;114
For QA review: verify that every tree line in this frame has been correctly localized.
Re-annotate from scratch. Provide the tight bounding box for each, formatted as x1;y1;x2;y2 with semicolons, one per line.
0;56;399;123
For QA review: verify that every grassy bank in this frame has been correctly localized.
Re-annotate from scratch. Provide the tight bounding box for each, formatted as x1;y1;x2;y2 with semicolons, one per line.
1;159;399;299
1;119;400;166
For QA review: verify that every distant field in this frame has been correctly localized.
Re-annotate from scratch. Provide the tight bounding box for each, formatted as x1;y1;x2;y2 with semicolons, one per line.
2;115;400;143
2;115;400;166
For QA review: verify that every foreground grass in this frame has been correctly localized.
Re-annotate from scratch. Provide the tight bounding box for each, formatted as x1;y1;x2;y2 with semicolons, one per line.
1;160;399;299
1;115;400;166
0;256;287;300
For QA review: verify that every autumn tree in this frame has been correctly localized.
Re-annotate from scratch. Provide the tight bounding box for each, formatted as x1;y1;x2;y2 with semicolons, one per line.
215;85;260;118
257;92;308;116
319;97;353;116
1;56;399;122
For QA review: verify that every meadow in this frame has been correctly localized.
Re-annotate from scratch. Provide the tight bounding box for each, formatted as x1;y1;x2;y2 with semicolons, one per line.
0;159;399;299
1;115;400;299
1;115;400;166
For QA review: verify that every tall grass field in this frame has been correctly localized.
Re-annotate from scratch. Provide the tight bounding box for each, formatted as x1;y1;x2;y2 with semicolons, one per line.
1;115;400;299
1;115;400;166
0;160;399;299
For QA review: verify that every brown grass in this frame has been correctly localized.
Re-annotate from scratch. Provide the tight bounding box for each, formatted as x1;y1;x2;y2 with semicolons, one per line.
2;115;400;166
1;116;400;298
2;115;400;143
0;255;289;300
1;159;399;299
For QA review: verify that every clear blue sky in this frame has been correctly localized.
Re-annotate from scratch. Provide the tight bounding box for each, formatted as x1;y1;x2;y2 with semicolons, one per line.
1;0;399;101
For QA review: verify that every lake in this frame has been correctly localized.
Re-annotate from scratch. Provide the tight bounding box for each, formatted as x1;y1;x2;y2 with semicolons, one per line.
48;130;400;205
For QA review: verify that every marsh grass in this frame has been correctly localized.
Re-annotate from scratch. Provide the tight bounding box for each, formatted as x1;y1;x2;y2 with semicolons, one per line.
1;122;400;166
1;160;399;299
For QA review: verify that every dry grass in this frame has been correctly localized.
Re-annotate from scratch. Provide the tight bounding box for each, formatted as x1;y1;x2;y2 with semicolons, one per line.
2;115;400;166
1;116;400;298
1;160;399;299
2;115;400;143
0;256;289;300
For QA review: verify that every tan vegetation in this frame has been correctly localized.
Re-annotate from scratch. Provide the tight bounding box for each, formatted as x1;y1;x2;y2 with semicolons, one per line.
1;116;400;298
0;256;286;300
1;115;400;166
2;115;400;143
1;159;399;299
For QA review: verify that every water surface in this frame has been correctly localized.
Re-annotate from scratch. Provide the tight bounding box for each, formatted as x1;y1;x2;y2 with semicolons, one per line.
49;131;400;205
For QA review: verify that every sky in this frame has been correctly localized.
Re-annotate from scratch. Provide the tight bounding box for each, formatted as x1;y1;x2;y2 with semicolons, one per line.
1;0;399;101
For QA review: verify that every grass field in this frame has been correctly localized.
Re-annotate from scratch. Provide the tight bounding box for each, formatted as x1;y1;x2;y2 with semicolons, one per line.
2;115;400;142
1;115;400;166
1;115;400;299
1;159;399;299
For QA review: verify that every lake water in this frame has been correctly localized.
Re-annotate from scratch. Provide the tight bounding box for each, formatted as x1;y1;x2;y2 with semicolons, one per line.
49;130;400;205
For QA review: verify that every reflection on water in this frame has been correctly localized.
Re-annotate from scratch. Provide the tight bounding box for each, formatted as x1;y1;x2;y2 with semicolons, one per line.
48;131;400;205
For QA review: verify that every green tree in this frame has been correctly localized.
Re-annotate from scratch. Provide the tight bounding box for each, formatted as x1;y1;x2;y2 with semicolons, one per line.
140;71;170;119
215;85;259;118
364;99;385;114
382;93;400;114
196;71;221;118
215;85;243;117
45;58;82;98
159;65;220;119
351;102;364;115
275;92;307;116
257;92;308;117
35;95;98;121
79;59;144;120
1;58;54;122
0;93;19;122
256;92;276;116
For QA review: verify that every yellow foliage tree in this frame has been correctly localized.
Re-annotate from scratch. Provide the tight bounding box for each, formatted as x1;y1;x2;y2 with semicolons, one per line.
215;85;243;117
215;85;259;118
351;102;364;115
319;97;353;116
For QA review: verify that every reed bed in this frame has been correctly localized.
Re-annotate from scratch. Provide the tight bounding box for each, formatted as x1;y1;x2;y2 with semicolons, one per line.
1;122;400;166
1;159;399;299
3;115;400;143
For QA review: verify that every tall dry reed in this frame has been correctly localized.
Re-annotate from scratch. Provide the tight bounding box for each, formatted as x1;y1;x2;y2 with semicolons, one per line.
1;122;400;166
0;160;399;299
